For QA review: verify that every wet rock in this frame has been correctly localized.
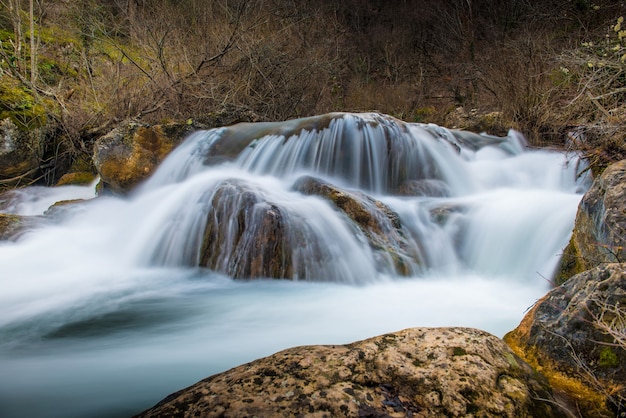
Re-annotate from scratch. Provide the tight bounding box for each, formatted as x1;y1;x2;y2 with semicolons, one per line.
556;160;626;285
293;175;419;275
93;122;179;194
0;213;26;240
135;327;566;418
199;112;356;166
397;179;451;197
200;179;293;279
55;172;97;186
0;118;43;185
505;263;626;418
200;176;421;280
93;109;259;193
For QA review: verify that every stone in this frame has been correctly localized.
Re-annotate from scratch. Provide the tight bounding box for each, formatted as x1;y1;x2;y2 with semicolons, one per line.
0;118;43;185
556;160;626;285
292;175;420;275
443;107;508;137
55;172;97;186
92;109;259;193
505;263;626;417
0;213;27;240
200;176;422;280
200;179;292;279
92;122;178;194
135;327;566;418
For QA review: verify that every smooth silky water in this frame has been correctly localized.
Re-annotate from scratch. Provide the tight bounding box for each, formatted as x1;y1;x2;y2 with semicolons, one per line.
0;113;590;417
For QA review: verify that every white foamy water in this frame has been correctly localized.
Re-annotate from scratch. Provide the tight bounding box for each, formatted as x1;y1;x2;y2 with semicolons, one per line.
0;113;590;417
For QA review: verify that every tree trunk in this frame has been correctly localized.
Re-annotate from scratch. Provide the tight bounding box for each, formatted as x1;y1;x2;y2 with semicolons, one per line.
8;0;23;72
29;0;37;83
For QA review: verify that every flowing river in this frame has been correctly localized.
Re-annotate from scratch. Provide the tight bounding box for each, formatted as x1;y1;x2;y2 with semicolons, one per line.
0;113;590;417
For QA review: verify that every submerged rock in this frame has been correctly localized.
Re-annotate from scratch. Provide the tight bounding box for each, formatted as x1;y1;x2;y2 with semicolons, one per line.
556;159;626;285
200;179;293;279
505;263;626;417
0;213;27;240
397;179;451;197
293;175;419;275
200;176;422;280
135;327;566;418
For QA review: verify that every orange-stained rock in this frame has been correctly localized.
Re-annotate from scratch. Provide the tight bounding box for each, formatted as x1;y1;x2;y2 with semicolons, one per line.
93;109;259;193
93;122;177;193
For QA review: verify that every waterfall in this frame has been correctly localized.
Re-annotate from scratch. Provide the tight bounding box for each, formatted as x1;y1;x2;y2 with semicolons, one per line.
0;113;591;418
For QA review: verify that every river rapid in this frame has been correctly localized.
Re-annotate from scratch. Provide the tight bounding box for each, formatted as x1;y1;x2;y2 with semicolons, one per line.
0;113;590;417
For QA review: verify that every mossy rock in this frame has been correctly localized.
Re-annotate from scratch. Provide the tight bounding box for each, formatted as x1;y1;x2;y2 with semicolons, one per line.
93;110;260;193
93;122;178;193
55;172;97;186
555;159;626;285
505;263;626;417
0;213;23;240
0;118;43;184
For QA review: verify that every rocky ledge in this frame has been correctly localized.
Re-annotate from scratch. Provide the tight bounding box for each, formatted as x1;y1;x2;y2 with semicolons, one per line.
135;327;566;418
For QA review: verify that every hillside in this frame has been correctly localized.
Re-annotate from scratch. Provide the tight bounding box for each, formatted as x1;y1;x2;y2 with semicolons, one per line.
1;0;626;186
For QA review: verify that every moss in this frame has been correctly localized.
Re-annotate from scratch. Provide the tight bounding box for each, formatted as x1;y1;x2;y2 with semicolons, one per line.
598;347;619;368
504;329;612;418
412;359;424;367
55;172;97;186
412;106;436;123
0;76;54;129
503;351;520;369
554;240;585;285
37;24;81;49
452;347;467;356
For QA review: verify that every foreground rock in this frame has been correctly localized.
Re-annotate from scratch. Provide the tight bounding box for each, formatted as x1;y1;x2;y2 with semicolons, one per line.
136;327;566;418
556;160;626;285
506;263;626;417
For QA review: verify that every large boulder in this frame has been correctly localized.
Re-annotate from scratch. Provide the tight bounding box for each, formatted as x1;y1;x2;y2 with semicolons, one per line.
93;121;183;194
0;118;43;186
556;160;626;285
135;327;566;418
93;109;259;193
505;263;626;417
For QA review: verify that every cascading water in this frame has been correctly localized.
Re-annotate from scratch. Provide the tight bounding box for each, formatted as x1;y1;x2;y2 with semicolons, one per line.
0;113;590;418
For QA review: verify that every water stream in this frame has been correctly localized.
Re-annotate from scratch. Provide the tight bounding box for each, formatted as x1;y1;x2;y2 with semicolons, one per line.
0;113;590;417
